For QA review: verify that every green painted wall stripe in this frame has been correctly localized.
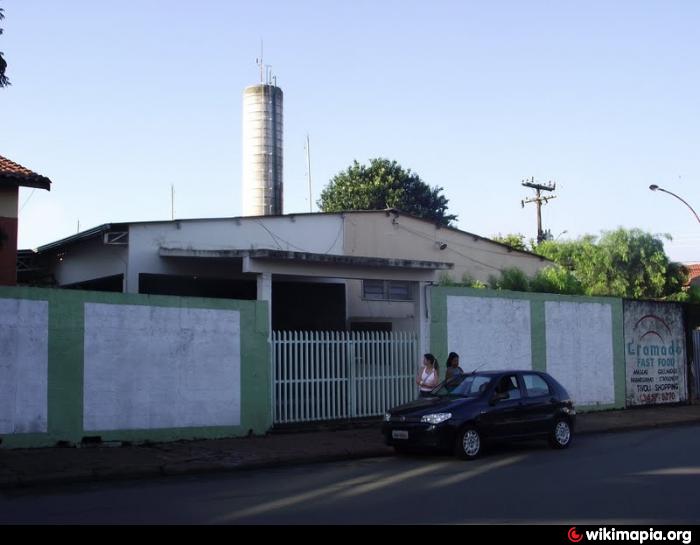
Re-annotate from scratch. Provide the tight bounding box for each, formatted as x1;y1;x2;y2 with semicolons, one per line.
48;296;84;441
530;301;547;373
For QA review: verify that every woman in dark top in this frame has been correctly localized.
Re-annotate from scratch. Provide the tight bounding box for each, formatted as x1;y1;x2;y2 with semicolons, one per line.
445;352;464;380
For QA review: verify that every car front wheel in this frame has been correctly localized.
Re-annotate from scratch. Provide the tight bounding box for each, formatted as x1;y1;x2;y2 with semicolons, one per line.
455;427;482;460
549;418;572;449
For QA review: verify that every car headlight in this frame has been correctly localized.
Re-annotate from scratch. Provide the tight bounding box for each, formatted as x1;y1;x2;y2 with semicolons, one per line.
384;413;391;422
421;413;452;424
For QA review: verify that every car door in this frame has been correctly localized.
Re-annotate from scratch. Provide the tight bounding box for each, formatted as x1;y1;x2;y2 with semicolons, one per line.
519;372;556;436
479;374;527;439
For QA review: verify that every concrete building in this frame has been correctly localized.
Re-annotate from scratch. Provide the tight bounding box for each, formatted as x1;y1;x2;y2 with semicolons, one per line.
0;155;51;286
18;210;552;351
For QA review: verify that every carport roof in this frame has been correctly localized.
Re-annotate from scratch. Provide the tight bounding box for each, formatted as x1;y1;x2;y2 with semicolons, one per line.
159;246;454;271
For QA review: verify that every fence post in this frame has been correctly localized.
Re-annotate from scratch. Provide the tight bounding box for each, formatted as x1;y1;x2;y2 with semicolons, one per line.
348;331;356;418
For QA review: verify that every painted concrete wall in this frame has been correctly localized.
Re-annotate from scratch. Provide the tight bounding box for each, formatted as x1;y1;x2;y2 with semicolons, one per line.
545;301;615;407
431;287;626;411
0;286;269;448
343;212;550;283
0;298;49;434
0;186;19;285
446;295;532;372
624;300;688;406
83;303;241;431
0;186;18;217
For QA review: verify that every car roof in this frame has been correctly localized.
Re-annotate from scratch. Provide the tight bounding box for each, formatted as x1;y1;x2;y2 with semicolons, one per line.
469;370;547;376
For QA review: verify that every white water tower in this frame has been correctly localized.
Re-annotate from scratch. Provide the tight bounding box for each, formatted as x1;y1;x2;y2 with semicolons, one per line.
242;61;283;216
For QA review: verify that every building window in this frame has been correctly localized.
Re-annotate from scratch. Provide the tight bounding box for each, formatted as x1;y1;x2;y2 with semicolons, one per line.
362;280;414;301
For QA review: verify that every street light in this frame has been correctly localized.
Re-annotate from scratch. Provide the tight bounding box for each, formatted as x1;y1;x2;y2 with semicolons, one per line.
649;185;700;225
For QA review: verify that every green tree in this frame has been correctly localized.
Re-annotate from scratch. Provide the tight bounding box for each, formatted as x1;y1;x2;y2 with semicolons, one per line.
0;4;9;88
529;265;584;295
318;158;457;226
491;233;529;252
536;228;688;299
488;267;530;292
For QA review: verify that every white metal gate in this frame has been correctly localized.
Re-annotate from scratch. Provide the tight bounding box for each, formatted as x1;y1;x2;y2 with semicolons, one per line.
272;331;419;424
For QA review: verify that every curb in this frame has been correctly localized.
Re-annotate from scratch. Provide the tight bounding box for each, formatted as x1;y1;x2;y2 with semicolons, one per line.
2;418;700;491
0;449;394;491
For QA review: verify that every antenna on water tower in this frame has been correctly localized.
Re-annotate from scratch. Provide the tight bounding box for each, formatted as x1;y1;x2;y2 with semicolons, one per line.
256;40;264;84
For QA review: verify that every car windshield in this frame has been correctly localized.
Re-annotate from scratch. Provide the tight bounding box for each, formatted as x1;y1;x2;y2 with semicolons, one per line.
431;374;494;398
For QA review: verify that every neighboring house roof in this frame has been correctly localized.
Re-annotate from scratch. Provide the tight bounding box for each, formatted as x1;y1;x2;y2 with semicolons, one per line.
0;155;52;190
685;263;700;286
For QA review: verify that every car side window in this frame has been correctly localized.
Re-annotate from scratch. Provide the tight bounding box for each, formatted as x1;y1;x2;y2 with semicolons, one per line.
470;376;492;395
523;374;551;397
495;375;521;400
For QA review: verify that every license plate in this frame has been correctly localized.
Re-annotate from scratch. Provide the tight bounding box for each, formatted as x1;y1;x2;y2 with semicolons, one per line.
392;430;409;440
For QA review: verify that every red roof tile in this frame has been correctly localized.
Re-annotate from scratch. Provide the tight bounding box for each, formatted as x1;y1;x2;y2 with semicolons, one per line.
685;263;700;286
0;155;51;190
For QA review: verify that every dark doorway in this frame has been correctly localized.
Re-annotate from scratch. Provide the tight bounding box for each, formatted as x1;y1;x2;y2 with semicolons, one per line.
139;273;256;300
273;281;345;331
64;274;123;293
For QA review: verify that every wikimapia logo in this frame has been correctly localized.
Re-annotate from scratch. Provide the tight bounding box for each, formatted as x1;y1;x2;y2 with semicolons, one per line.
567;527;692;544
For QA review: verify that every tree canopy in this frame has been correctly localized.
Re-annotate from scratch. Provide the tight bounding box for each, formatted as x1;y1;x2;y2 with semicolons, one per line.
318;158;457;226
0;4;9;88
482;228;697;302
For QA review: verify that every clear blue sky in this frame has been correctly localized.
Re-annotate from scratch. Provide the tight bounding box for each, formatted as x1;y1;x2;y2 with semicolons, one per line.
2;1;699;261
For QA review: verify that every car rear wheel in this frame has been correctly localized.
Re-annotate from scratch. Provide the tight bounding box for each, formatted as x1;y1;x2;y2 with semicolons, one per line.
549;418;572;449
455;427;481;460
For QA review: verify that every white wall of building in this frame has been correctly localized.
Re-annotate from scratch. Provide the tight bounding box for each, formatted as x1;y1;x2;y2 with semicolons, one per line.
0;298;49;434
126;216;344;293
52;238;127;288
345;278;418;331
545;301;615;406
446;295;533;371
83;303;241;431
344;212;549;282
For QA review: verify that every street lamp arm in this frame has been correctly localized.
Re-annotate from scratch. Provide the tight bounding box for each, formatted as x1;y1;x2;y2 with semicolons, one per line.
650;185;700;225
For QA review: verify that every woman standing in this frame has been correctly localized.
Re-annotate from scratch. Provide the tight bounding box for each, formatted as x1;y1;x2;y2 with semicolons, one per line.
445;352;465;380
416;353;439;397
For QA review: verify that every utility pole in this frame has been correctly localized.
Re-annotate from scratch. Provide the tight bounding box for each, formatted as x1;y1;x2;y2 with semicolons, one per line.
521;177;557;244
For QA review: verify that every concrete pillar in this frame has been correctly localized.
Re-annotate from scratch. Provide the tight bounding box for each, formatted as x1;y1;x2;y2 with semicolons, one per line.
417;281;431;364
257;272;272;332
0;187;19;286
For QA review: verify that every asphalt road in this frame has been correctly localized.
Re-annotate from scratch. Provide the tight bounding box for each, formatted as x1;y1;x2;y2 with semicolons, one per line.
2;424;700;524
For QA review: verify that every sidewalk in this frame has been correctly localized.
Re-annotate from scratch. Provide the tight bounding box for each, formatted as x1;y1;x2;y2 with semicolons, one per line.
2;404;700;489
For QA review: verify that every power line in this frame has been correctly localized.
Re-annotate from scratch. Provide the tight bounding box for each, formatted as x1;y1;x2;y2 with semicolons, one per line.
19;189;36;212
395;221;541;260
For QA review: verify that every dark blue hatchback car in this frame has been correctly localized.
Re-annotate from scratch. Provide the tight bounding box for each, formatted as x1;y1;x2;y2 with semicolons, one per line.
382;370;576;460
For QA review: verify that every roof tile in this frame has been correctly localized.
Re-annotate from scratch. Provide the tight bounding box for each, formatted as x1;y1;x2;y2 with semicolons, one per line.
0;155;52;190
